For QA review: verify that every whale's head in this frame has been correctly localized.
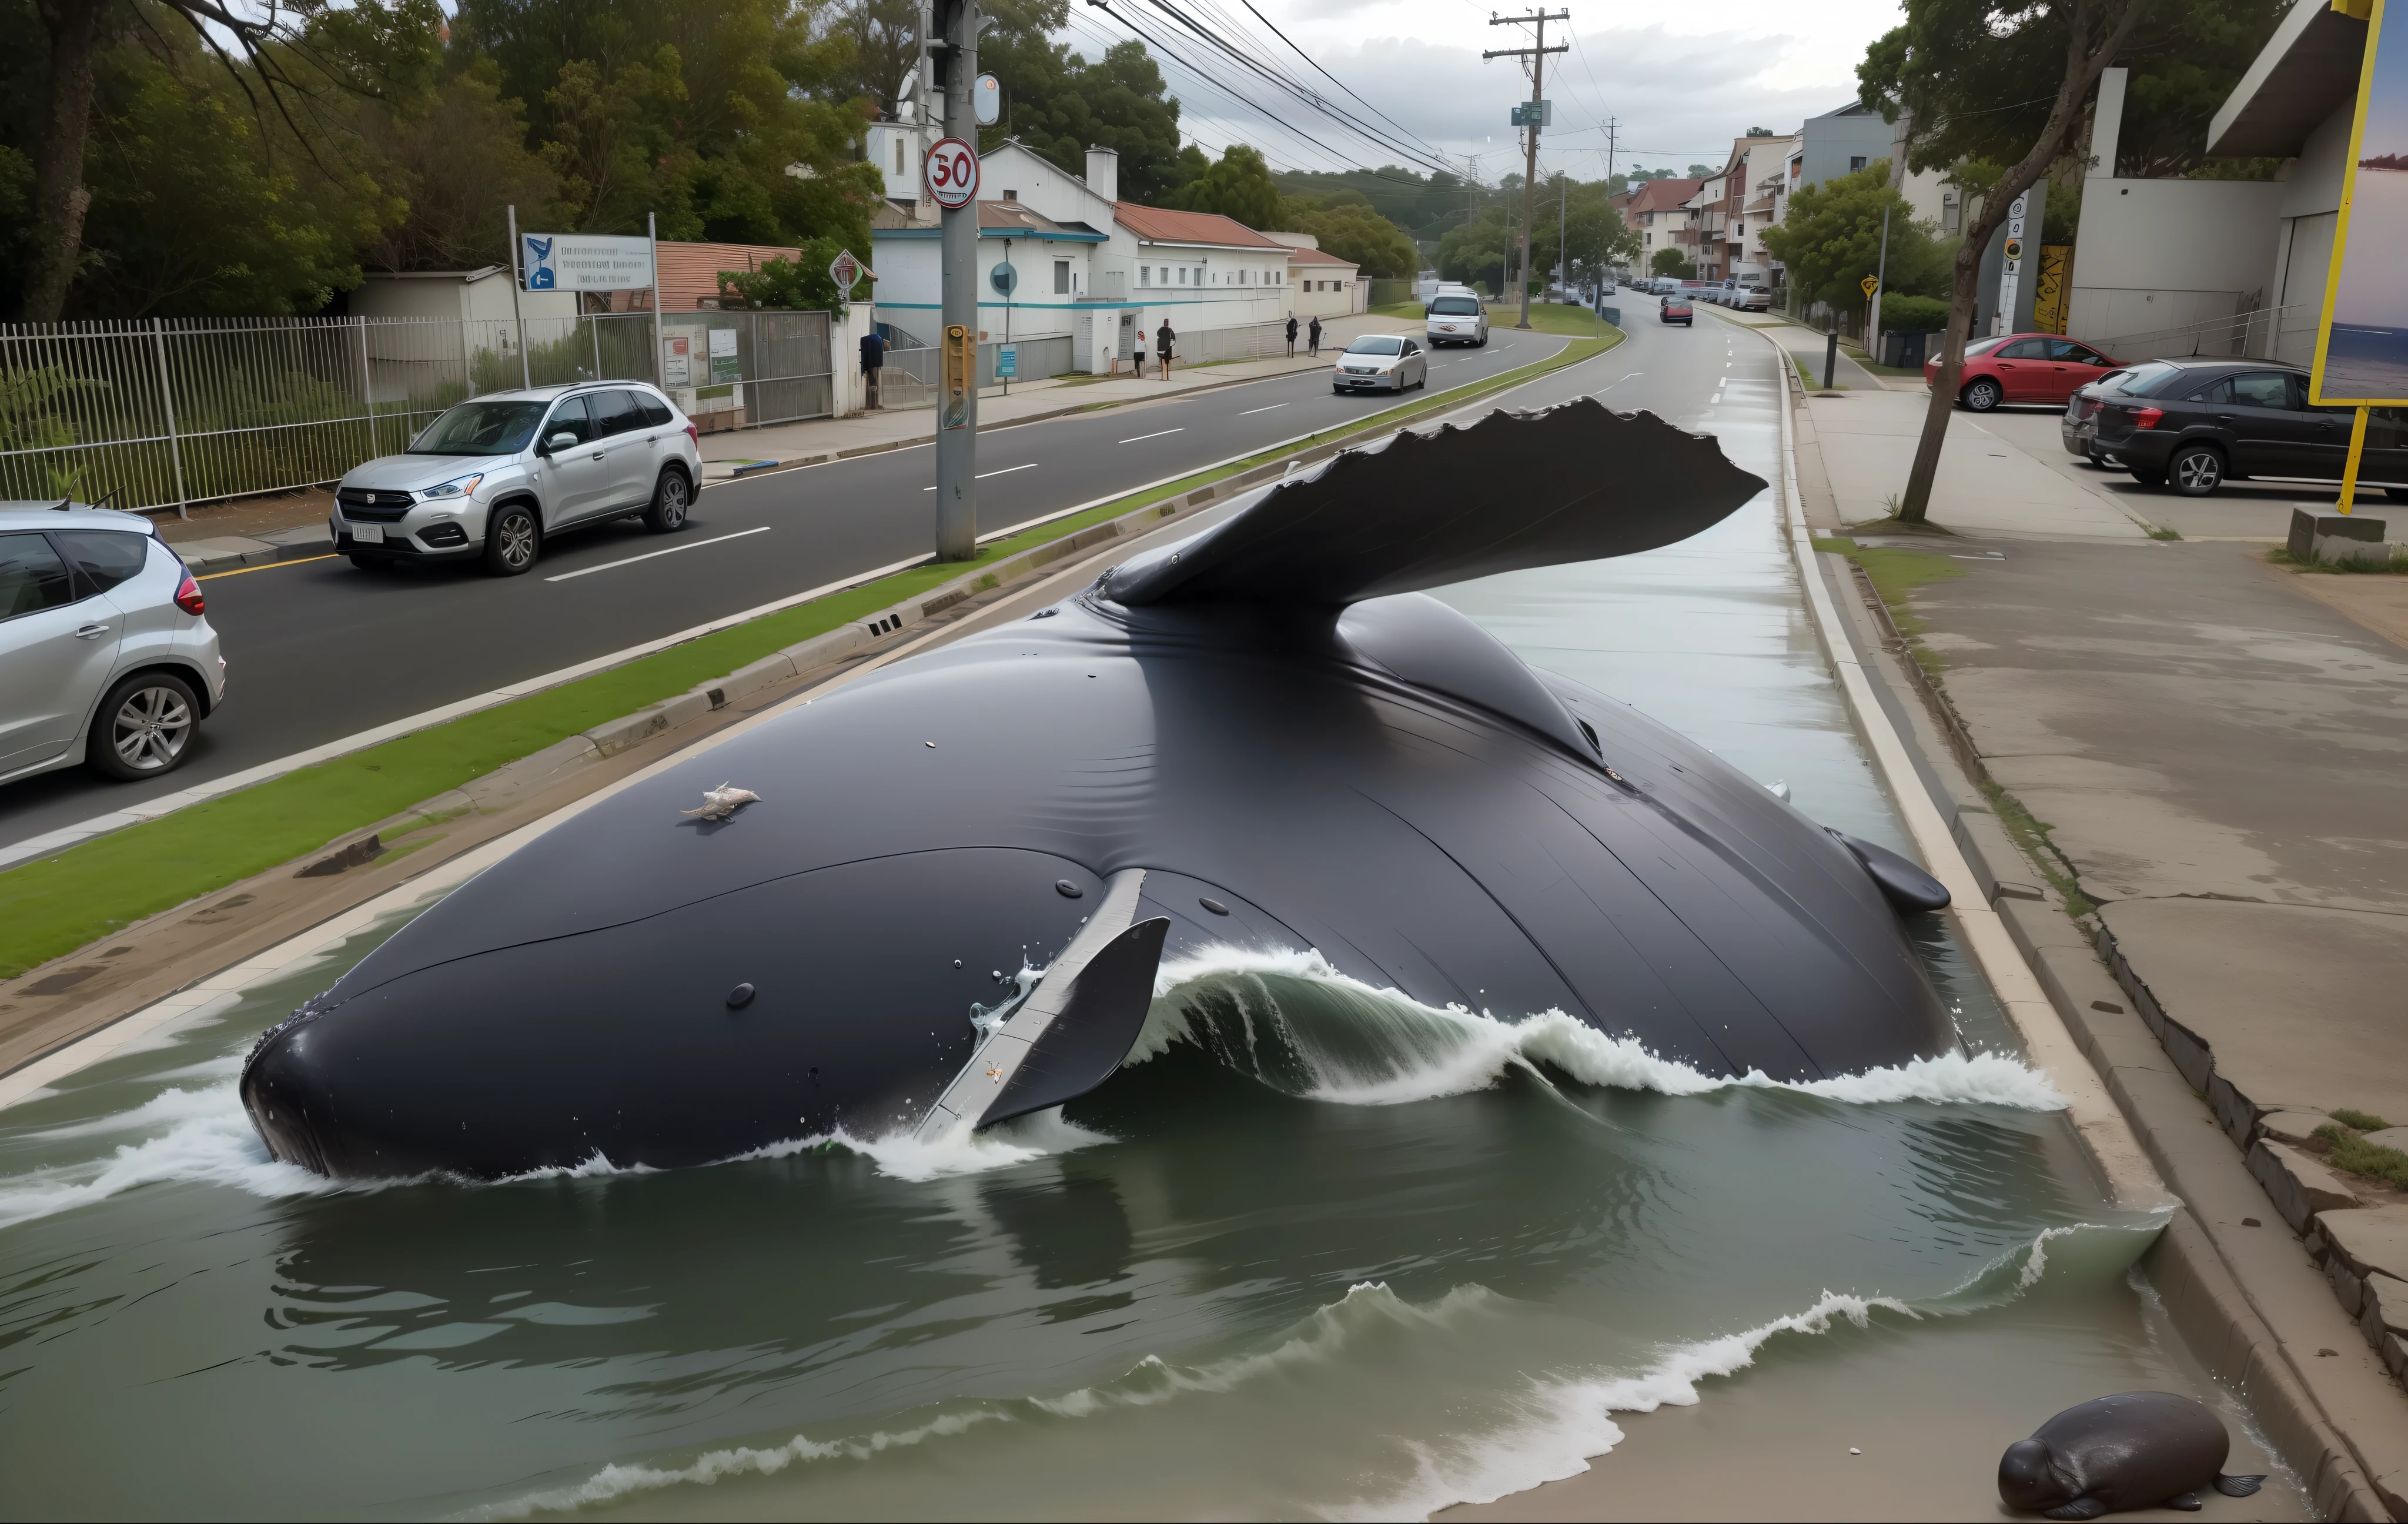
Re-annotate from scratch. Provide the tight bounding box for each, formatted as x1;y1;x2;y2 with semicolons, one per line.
1996;1438;2073;1512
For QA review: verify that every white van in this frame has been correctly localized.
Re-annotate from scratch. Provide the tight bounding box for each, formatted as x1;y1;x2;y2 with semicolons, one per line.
1425;291;1489;347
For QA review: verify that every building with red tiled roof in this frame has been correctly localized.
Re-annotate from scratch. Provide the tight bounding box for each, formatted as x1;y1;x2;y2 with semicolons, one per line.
1623;178;1702;270
1276;240;1367;319
861;136;1308;376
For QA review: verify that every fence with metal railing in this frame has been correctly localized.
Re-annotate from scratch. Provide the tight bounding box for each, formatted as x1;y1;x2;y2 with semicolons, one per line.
2;308;835;515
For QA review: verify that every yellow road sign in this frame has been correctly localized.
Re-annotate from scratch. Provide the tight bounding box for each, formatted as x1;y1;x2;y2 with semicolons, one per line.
1861;276;1879;297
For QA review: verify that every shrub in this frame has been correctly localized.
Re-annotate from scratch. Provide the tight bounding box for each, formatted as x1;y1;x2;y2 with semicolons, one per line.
1879;294;1951;332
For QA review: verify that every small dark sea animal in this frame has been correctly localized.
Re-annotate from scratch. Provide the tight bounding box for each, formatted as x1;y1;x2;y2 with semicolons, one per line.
1999;1392;2266;1519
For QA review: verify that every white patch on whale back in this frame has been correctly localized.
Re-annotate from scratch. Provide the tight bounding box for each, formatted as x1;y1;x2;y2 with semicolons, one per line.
1138;943;2069;1111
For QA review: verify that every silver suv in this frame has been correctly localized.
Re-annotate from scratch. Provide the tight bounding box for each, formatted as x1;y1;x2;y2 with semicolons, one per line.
1;505;226;786
334;382;703;577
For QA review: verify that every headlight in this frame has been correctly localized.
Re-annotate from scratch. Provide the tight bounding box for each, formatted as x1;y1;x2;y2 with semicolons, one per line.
419;473;484;500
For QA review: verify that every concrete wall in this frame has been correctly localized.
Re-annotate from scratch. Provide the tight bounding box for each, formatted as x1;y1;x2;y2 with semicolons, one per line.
2260;102;2357;366
1797;105;1892;191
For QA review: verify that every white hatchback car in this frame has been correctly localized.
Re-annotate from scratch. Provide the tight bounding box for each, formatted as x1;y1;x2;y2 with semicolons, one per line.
1;506;226;786
333;382;703;577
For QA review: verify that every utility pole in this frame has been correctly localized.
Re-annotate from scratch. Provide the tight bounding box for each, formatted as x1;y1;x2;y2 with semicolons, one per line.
932;0;983;560
1557;163;1566;302
1485;9;1567;331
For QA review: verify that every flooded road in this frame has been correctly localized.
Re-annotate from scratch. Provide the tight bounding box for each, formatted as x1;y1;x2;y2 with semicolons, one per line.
0;317;2306;1521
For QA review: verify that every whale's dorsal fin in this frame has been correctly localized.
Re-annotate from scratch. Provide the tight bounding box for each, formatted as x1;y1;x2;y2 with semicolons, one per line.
1105;397;1764;609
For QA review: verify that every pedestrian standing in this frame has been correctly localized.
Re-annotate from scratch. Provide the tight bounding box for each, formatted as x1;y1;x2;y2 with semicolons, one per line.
1156;319;1175;380
1307;316;1322;357
858;327;885;410
1285;315;1298;357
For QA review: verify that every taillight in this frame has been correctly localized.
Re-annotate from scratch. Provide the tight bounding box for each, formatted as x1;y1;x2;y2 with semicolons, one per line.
2133;406;2163;430
683;423;699;446
173;572;204;616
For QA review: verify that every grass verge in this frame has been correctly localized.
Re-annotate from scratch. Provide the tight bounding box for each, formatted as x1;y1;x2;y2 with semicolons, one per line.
1978;780;2098;917
2269;545;2408;574
2313;1122;2408;1190
0;329;1622;981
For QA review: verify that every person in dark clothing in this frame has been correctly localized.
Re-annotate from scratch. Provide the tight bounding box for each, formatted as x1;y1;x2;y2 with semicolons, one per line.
1285;315;1298;357
1156;319;1175;379
858;329;885;409
1307;315;1322;356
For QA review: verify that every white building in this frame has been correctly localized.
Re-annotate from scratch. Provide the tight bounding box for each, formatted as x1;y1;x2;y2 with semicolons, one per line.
864;138;1297;373
1273;236;1367;318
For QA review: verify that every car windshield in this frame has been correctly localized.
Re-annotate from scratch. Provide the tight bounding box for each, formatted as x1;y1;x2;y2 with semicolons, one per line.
1430;297;1480;316
1347;336;1404;356
409;400;549;456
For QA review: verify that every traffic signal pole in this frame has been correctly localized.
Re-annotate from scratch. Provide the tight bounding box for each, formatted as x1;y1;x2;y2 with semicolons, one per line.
934;0;982;561
1486;10;1567;332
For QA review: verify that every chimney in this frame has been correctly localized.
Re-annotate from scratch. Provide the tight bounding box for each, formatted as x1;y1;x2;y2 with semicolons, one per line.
1085;145;1119;204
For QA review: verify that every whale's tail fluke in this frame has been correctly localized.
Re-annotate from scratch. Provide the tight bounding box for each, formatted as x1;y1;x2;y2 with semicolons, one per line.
1103;397;1764;609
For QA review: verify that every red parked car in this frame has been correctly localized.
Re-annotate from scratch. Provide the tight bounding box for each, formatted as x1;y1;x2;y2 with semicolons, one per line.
1924;332;2122;411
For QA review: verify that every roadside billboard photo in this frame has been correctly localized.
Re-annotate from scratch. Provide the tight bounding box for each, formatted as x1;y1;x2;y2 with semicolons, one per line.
2314;0;2408;405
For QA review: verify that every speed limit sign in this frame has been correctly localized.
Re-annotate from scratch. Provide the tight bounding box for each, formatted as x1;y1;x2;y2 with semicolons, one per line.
925;136;979;209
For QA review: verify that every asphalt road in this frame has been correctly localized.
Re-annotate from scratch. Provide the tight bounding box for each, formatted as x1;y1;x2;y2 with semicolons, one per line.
0;309;1762;853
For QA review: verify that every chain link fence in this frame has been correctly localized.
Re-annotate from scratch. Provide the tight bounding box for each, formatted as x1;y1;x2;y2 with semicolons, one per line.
2;309;833;514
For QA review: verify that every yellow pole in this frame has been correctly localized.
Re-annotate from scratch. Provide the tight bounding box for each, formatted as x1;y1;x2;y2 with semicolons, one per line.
2337;406;2370;514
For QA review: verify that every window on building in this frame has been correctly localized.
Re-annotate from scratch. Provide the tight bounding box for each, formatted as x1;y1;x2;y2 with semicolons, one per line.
1054;259;1069;295
1141;266;1151;287
1849;156;1867;171
1002;189;1018;200
1178;268;1186;284
894;139;905;176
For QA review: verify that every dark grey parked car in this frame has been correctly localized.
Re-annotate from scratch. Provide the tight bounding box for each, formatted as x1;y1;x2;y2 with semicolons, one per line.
2086;358;2408;497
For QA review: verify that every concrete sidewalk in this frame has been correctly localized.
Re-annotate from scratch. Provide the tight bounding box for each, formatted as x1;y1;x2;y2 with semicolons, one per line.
1803;386;2151;540
1800;371;2408;1445
1698;305;1889;390
696;308;1419;483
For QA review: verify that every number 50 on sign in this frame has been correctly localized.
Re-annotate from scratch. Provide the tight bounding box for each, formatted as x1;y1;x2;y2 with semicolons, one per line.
925;138;979;209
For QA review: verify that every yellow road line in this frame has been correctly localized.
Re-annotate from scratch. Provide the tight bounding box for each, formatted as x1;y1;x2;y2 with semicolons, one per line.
194;553;340;581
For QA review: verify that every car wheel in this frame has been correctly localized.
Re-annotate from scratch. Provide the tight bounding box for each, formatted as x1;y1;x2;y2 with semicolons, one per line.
643;467;691;533
483;503;540;577
1961;377;2003;411
2129;466;2166;487
87;671;200;781
2168;444;2225;496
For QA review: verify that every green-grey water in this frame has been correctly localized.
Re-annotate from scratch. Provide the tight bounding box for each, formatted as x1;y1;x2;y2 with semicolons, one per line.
0;350;2306;1520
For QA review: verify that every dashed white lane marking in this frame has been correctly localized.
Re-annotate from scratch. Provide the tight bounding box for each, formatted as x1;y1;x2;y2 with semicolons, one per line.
544;526;771;583
921;463;1038;490
1237;403;1288;416
1118;428;1185;444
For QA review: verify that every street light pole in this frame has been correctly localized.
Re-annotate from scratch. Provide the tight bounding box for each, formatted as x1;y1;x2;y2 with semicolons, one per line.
933;0;982;561
1485;9;1568;331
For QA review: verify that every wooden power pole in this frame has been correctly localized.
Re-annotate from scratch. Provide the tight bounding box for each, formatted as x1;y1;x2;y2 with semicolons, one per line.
1486;9;1567;330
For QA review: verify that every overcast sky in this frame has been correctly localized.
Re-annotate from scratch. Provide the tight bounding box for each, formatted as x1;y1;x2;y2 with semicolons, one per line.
1056;0;1908;185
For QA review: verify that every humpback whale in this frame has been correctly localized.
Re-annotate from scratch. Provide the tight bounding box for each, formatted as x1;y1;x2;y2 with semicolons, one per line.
241;399;1955;1179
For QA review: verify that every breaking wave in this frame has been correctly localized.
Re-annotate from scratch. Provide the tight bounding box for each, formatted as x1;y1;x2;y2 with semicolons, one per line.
472;1216;2155;1522
1139;944;2068;1111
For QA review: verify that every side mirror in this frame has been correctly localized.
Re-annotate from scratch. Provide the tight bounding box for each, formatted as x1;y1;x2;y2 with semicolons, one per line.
544;432;578;455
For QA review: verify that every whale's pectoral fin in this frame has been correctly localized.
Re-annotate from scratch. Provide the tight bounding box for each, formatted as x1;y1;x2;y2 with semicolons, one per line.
914;870;1169;1141
979;915;1169;1129
2041;1499;2108;1521
1831;830;1952;914
1103;397;1764;609
2164;1492;2203;1512
2213;1475;2266;1498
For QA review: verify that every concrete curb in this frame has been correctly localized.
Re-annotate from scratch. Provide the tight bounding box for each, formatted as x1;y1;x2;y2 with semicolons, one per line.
176;526;337;576
1768;337;2408;1518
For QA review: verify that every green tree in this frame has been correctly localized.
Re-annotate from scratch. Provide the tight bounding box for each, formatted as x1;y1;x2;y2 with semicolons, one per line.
1756;160;1953;314
1173;144;1280;227
358;61;573;273
972;3;1200;205
1650;247;1695;279
1276;193;1417;278
716;240;854;314
1437;212;1510;293
1858;0;2149;523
